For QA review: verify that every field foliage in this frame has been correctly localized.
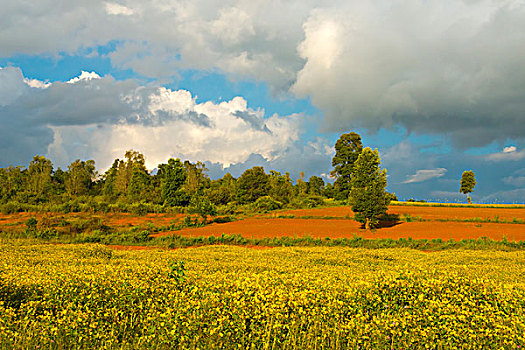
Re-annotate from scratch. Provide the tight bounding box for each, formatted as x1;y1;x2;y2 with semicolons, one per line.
1;243;524;348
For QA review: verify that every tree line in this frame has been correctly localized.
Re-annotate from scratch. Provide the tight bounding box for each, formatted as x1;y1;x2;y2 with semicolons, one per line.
0;133;394;228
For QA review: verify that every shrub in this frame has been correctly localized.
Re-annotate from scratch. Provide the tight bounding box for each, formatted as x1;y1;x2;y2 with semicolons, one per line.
1;201;22;214
129;202;148;216
254;196;283;212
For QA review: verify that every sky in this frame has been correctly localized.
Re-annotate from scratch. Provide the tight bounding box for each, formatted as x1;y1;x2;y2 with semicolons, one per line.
1;0;524;203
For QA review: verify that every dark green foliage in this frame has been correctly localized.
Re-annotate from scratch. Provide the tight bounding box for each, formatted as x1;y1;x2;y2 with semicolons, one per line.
65;159;96;197
1;201;22;214
236;166;270;204
189;197;217;222
290;195;325;209
0;166;25;202
268;171;294;204
331;132;363;200
206;173;236;205
127;166;151;202
183;161;210;195
159;158;188;207
28;155;54;201
254;196;283;212
307;176;325;195
25;217;38;232
129;202;148;216
0;149;347;214
349;148;391;229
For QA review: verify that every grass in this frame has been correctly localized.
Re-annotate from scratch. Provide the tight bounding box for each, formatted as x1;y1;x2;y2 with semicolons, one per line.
3;230;525;252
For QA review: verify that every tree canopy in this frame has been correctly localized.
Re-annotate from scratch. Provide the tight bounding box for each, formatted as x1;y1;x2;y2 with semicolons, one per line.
460;170;476;204
331;132;363;200
349;147;390;229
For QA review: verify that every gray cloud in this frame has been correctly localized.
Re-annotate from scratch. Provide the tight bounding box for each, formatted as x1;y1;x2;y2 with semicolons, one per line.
503;168;525;187
292;1;525;147
233;110;272;134
0;0;314;90
2;1;525;146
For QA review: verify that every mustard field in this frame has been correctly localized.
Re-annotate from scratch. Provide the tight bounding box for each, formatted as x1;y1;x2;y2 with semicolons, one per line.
1;243;525;349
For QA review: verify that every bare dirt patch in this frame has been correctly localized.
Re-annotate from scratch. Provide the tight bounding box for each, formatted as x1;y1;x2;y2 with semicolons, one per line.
276;205;525;221
154;218;525;242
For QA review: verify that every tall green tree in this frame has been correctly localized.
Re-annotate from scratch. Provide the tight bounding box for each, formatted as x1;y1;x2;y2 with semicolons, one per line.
183;161;210;196
102;159;120;198
159;158;188;207
127;166;151;202
65;159;96;197
236;166;269;204
295;171;308;196
307;175;325;196
349;148;390;229
331;132;363;200
268;171;294;204
206;173;236;205
28;155;54;199
113;150;148;197
460;170;476;204
0;166;25;202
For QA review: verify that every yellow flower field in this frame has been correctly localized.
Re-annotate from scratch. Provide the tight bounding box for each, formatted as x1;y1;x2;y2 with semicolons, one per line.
1;242;524;349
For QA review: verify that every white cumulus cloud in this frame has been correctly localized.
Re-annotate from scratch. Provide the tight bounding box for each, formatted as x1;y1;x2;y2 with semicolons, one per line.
0;67;300;170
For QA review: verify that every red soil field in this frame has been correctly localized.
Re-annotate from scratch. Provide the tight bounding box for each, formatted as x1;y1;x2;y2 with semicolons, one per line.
0;212;185;232
276;205;525;221
154;205;525;242
155;218;525;242
1;205;524;242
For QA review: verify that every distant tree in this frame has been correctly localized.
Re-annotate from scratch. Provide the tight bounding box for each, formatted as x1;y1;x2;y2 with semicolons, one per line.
323;182;335;198
0;166;25;202
114;150;147;196
236;166;269;204
349;148;390;229
183;161;210;196
307;175;325;196
52;168;67;196
206;173;236;206
102;159;120;198
460;170;476;204
65;159;96;197
127;165;151;202
189;196;217;223
331;132;363;200
159;158;188;207
295;171;308;196
28;155;53;198
269;171;294;204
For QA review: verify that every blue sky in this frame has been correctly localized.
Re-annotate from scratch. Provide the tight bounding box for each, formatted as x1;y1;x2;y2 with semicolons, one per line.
1;0;524;203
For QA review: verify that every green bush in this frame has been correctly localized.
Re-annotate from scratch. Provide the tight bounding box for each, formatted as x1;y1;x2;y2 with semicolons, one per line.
289;195;325;209
254;196;283;212
1;201;23;214
129;202;148;216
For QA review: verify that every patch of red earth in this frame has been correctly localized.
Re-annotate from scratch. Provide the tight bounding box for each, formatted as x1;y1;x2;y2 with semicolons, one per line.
389;205;525;221
275;205;525;221
104;213;185;228
153;218;525;242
